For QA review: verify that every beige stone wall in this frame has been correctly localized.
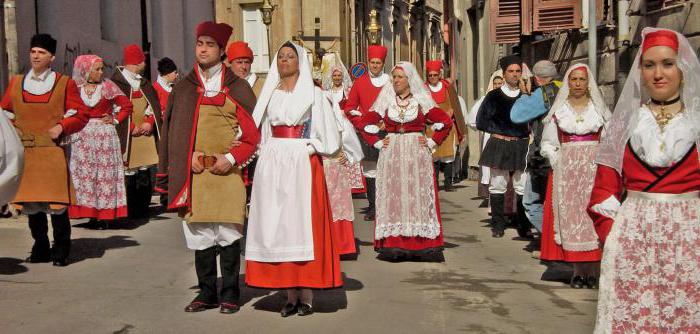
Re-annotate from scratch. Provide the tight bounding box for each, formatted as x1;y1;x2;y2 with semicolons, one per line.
216;0;346;63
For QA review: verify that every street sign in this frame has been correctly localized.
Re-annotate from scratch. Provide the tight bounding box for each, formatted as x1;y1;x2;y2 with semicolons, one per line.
350;62;367;80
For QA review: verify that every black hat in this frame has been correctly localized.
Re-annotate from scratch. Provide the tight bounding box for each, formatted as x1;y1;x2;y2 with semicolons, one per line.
499;55;522;72
30;34;57;55
157;57;177;76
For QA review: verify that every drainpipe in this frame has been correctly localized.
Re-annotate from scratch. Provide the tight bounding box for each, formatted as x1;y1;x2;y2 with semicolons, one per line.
588;0;596;72
617;0;630;46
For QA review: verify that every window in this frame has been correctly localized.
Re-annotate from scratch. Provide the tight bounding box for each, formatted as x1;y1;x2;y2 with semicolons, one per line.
489;0;522;44
646;0;683;12
242;6;270;73
532;0;582;32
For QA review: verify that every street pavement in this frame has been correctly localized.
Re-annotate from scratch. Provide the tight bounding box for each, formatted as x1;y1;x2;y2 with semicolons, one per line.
0;179;597;334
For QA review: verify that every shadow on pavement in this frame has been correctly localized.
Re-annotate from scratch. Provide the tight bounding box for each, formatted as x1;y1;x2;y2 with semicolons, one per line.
539;261;574;284
69;236;140;264
0;257;29;275
242;273;362;314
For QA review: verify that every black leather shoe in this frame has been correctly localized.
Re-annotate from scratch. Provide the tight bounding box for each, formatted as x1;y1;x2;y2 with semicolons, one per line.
185;301;218;312
52;259;69;267
219;302;240;314
280;302;299;317
363;212;375;221
26;253;51;263
586;276;599;289
570;275;585;289
297;303;313;316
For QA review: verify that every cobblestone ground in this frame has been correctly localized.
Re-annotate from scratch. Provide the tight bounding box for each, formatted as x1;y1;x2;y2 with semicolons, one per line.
0;179;596;334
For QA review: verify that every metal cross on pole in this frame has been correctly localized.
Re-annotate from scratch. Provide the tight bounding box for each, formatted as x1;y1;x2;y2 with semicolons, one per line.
293;17;341;69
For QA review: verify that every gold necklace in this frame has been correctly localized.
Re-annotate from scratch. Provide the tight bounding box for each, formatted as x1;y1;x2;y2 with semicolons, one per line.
647;100;683;132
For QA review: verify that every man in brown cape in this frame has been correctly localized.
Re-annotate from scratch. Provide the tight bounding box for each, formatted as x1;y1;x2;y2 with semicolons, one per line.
425;60;467;192
111;44;163;218
157;21;259;315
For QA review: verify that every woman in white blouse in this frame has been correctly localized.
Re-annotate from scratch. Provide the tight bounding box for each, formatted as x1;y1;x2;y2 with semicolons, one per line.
245;42;343;317
539;64;611;289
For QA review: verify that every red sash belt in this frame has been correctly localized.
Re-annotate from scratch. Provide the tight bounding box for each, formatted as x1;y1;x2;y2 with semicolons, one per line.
559;131;600;143
271;125;305;138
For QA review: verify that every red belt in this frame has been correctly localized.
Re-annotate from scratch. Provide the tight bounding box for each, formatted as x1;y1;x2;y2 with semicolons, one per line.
271;125;305;138
560;132;600;143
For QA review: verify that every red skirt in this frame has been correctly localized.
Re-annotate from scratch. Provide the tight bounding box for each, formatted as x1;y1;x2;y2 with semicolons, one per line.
68;205;127;220
332;219;357;255
540;173;601;262
374;167;444;253
245;155;343;289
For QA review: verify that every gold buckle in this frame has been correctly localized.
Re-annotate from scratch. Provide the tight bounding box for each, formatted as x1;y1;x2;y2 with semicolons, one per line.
20;134;36;148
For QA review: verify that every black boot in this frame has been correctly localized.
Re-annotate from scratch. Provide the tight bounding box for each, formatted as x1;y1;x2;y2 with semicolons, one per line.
127;169;153;219
443;162;455;192
185;246;219;312
219;241;241;314
27;213;51;263
515;195;532;239
50;212;71;266
364;178;376;221
490;194;506;238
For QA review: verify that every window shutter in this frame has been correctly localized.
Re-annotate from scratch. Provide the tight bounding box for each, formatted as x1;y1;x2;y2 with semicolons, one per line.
532;0;582;32
646;0;682;12
489;0;522;44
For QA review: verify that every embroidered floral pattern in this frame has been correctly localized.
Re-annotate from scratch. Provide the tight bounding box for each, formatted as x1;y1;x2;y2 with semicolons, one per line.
375;133;441;240
69;119;127;218
323;156;355;222
595;197;700;333
551;141;600;251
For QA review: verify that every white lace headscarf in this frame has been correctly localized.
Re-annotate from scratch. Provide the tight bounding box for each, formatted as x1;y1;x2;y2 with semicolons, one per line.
322;58;352;95
596;27;700;174
544;63;611;123
370;61;437;116
486;69;504;93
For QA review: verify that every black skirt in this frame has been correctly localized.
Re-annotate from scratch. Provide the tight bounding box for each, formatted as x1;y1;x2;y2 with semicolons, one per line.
478;136;528;171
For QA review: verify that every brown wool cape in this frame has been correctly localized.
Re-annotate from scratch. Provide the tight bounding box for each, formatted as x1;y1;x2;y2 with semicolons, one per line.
157;66;257;211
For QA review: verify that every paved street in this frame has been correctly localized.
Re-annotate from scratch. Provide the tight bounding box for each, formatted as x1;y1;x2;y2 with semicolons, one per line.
0;180;597;334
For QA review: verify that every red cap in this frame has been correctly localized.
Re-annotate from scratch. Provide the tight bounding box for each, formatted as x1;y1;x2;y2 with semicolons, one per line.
367;45;387;61
227;41;254;62
426;60;442;73
196;21;233;48
123;44;145;65
642;29;679;54
571;64;587;74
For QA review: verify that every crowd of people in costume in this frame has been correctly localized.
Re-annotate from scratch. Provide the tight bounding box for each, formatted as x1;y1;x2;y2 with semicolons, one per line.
0;21;697;332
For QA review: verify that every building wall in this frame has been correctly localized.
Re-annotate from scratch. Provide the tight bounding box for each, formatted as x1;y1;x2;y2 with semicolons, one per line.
9;0;214;82
217;0;347;71
520;0;700;107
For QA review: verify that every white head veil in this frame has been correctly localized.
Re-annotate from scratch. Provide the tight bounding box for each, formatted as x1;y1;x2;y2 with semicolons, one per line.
370;61;437;116
596;27;700;174
486;69;504;93
321;55;352;95
544;63;611;123
252;42;314;127
251;41;340;155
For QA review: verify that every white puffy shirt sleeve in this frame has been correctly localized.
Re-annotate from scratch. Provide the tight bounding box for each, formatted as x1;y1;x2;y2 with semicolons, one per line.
540;118;560;166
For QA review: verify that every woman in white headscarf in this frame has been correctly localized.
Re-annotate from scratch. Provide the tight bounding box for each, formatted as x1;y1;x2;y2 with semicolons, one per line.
360;61;453;260
321;63;364;256
0;107;23;206
538;64;611;289
245;42;342;317
587;28;700;332
467;70;503;204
